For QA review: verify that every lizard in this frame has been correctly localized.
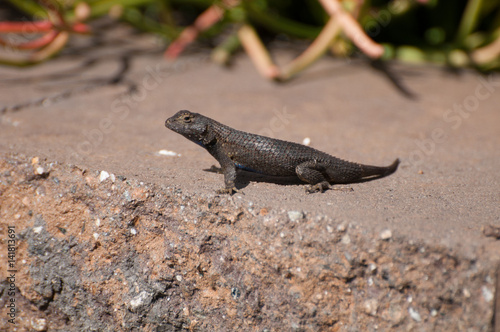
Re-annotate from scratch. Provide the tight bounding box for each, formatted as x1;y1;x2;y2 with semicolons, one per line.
165;110;400;194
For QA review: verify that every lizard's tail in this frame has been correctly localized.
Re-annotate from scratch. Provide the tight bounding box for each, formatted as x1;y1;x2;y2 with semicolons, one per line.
360;158;400;178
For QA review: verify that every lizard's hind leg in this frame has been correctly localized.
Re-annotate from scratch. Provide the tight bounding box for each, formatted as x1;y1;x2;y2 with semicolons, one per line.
296;161;330;193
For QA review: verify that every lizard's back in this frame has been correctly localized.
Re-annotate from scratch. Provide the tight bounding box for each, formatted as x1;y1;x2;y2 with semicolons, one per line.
212;122;357;178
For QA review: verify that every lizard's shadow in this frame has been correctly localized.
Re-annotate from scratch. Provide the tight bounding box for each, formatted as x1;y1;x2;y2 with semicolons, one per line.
204;166;393;190
204;166;303;190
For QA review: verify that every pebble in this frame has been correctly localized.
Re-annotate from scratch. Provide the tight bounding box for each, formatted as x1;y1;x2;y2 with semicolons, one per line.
287;210;304;222
363;299;378;316
408;307;422;322
302;137;311;146
341;234;351;244
380;229;392;240
31;317;48;331
99;171;110;182
158;150;180;157
337;223;347;232
481;286;493;302
33;226;43;234
129;291;152;310
35;166;45;175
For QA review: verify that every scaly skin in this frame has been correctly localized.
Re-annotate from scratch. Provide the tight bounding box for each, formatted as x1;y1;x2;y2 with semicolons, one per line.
165;110;400;194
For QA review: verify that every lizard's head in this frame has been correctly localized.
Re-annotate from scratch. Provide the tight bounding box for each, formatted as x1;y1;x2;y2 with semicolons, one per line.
165;110;210;146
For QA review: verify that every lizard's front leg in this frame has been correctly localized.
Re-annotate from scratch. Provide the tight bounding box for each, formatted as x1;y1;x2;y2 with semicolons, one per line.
214;152;238;195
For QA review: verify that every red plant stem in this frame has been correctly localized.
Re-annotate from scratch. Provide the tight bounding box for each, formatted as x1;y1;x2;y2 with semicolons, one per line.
319;0;384;58
0;21;53;33
0;20;90;34
164;4;226;59
69;23;91;34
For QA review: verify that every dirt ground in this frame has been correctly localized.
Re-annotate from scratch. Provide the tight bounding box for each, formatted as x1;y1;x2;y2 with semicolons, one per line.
0;25;499;331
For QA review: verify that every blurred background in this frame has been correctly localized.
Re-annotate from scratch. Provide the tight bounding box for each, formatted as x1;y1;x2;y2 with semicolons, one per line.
1;0;500;76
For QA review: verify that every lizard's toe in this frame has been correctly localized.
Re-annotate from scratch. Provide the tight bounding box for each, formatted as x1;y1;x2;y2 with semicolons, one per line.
216;187;239;195
305;182;329;193
331;185;354;192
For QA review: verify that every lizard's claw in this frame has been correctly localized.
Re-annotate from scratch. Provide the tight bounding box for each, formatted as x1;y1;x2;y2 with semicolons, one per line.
305;182;330;194
331;185;354;192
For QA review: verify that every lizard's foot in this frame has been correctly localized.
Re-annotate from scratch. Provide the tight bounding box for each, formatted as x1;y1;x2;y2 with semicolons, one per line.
305;182;330;193
216;187;239;195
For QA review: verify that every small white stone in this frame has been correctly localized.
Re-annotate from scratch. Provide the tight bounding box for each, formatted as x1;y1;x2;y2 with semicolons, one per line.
95;218;101;227
129;291;150;310
31;317;48;331
482;286;493;303
99;171;110;182
302;137;311;146
158;150;179;156
380;229;392;240
337;223;347;232
287;210;304;222
93;233;99;240
176;275;183;281
430;309;438;317
326;225;334;233
130;228;137;235
341;234;351;244
364;299;378;316
35;166;45;175
110;173;116;182
408;307;421;322
33;226;43;234
463;288;471;298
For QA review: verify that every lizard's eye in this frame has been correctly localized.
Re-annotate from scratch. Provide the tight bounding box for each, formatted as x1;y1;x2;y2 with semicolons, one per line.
181;115;192;123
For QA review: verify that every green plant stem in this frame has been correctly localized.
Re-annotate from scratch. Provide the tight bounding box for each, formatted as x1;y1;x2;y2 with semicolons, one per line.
211;32;241;65
456;0;483;46
6;0;48;18
280;17;340;80
88;0;157;19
